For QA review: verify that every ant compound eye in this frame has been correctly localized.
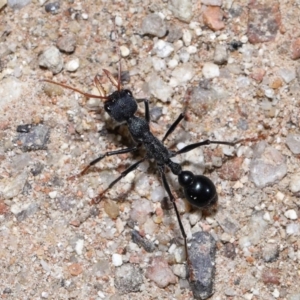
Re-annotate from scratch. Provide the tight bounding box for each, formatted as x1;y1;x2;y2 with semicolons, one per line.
124;89;132;97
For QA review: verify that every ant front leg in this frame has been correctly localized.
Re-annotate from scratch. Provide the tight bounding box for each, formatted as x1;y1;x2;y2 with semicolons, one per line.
136;98;150;123
69;144;141;180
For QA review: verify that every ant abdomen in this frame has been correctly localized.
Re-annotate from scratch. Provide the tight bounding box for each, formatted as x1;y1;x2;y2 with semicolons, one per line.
178;171;218;208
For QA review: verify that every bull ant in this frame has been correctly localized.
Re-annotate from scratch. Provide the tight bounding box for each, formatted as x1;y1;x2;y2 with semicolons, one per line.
43;28;249;295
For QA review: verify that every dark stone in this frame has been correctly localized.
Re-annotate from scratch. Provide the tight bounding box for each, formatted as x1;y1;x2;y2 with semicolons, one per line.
16;124;33;133
31;162;44;176
45;2;60;15
131;230;156;253
15;124;50;152
16;203;39;222
223;242;236;259
115;264;143;293
188;232;216;299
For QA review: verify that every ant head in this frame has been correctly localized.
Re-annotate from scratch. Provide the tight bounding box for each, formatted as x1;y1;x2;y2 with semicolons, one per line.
104;89;138;122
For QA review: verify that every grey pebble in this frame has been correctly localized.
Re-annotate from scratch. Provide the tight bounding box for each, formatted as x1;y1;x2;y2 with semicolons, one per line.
222;243;236;259
188;231;216;300
213;44;228;65
16;203;39;222
262;244;279;262
39;46;63;74
3;287;12;294
277;67;296;84
7;0;30;9
169;0;193;23
115;264;143;293
141;14;167;38
249;141;287;188
167;24;183;43
131;230;156;253
147;73;173;102
289;172;300;194
217;212;239;234
286;134;300;154
150;106;163;121
0;171;28;199
57;33;76;53
30;162;44;176
45;2;60;14
15;124;50;152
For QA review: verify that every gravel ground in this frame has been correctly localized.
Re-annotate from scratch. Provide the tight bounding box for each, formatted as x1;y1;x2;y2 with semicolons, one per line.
1;1;300;299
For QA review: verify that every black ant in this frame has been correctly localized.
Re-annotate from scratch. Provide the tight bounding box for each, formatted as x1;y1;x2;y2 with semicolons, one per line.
43;28;252;294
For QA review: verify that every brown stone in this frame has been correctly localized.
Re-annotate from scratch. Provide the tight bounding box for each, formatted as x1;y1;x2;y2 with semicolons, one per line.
218;157;244;181
247;1;282;44
250;68;266;83
291;38;300;60
203;7;225;31
68;263;83;276
269;77;283;89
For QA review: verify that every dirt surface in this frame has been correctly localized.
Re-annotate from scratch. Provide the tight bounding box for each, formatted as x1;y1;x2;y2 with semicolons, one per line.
1;1;300;299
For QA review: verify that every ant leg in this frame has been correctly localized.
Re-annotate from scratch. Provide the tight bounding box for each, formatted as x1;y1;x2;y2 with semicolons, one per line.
136;98;150;123
92;157;146;204
158;166;189;261
144;99;150;123
162;113;185;143
173;139;242;156
69;144;141;180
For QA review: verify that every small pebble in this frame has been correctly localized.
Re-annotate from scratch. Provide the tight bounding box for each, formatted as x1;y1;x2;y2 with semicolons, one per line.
249;141;287;188
68;263;83;276
145;257;177;288
284;209;298;220
115;15;122;26
168;59;178;69
291;38;300;60
203;6;225;31
112;253;123;267
169;0;193;23
75;239;84;255
0;171;28;199
7;0;30;9
41;292;49;299
141;14;167;37
152;57;166;71
57;33;76;53
150;186;165;202
44;2;60;14
153;40;174;58
289;173;300;193
286;134;300;154
130;198;152;225
81;13;88;20
148;73;173;102
120;45;130;57
262;244;279;262
277;67;296;84
39;46;63;74
214;44;228;65
104;199;120;219
202;62;220;78
115;264;143;293
48;191;57;199
179;50;190;63
286;223;299;235
182;29;192;46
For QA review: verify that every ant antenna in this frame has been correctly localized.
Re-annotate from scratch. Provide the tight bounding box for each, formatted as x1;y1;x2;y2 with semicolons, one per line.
113;16;122;92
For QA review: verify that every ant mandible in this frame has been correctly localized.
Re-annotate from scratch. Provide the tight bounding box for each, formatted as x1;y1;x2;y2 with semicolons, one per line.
43;29;244;285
